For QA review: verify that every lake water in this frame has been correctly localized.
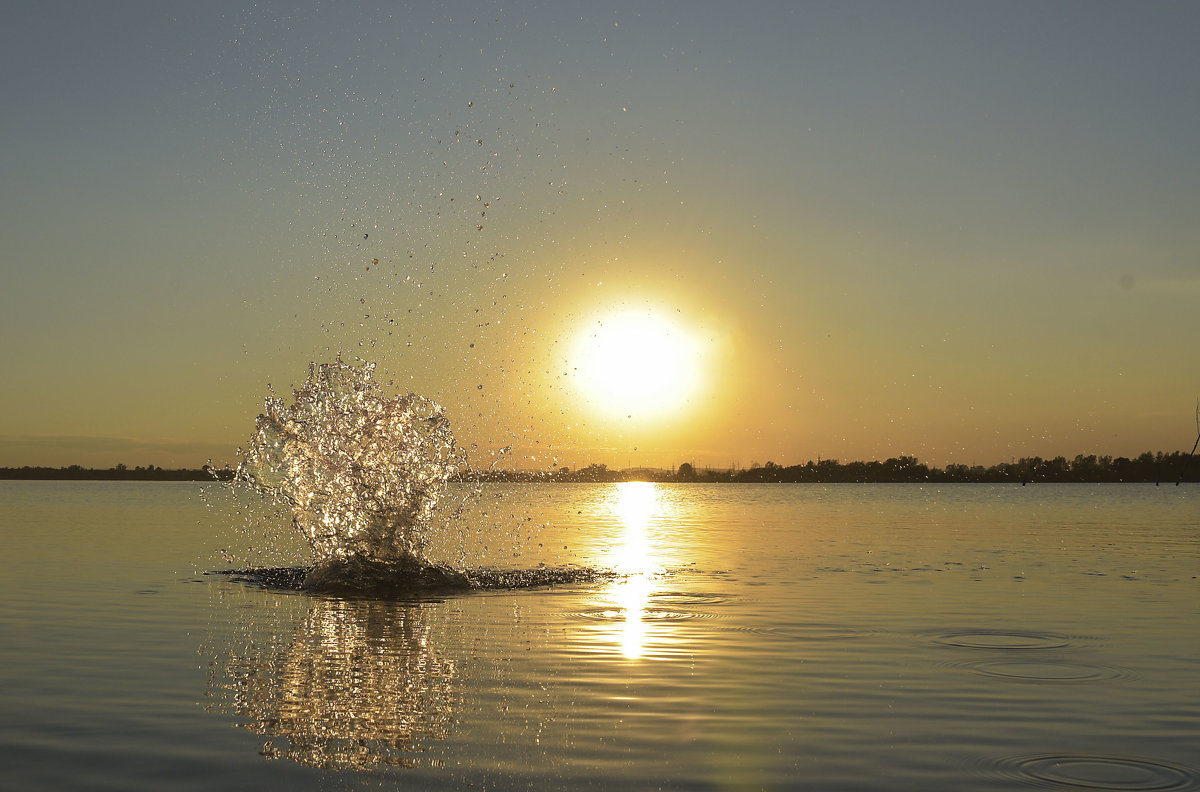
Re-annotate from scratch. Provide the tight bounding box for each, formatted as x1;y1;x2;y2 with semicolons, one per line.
1;480;1197;791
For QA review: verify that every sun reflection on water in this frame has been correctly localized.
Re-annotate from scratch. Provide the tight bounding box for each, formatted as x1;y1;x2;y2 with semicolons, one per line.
606;482;667;659
612;481;657;575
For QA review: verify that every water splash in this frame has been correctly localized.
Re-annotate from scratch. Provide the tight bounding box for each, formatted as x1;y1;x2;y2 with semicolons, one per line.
230;358;610;596
235;358;470;593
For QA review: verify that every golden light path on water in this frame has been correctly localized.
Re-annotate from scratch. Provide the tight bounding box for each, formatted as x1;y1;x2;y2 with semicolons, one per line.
606;482;668;660
211;481;692;767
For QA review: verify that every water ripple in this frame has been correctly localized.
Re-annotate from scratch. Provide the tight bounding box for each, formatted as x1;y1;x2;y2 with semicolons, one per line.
650;591;734;607
571;607;714;623
930;629;1074;650
988;753;1200;791
739;623;877;641
955;658;1136;683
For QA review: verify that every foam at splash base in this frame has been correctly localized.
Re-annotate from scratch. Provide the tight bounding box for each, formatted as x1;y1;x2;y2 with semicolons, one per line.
217;562;617;597
230;359;611;597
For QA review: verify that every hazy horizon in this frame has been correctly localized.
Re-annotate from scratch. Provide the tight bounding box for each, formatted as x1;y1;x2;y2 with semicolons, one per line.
2;436;1196;477
3;2;1199;472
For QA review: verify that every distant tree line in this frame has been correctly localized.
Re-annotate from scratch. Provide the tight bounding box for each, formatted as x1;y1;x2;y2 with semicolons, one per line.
461;463;629;483
681;452;1198;484
4;451;1196;484
0;464;234;481
463;451;1199;484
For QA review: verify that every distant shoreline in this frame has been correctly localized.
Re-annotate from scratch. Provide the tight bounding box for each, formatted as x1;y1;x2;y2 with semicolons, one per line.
0;466;233;482
1;450;1195;484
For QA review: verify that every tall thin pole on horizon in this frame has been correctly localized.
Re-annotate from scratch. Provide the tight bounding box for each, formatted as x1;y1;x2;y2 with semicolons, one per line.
1176;399;1199;486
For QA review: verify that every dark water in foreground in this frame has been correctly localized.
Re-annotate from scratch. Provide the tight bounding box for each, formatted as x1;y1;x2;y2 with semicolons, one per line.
1;481;1197;790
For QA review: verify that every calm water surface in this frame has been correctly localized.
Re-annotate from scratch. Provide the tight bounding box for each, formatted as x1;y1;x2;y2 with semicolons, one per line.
1;481;1197;790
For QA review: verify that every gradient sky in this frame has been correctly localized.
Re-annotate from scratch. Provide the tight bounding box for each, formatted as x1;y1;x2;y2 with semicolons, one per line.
2;1;1199;471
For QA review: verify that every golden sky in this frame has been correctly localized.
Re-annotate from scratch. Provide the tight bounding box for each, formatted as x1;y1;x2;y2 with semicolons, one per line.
2;2;1198;471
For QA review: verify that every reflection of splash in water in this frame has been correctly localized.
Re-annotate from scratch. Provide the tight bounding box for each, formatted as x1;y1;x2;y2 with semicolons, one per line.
209;597;456;768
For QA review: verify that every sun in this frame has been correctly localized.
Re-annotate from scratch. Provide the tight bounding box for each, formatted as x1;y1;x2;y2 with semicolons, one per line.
569;308;704;420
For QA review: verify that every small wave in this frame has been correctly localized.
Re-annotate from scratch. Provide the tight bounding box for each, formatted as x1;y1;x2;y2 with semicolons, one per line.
987;753;1200;791
930;629;1075;650
739;622;877;642
650;590;734;607
954;658;1135;683
571;607;715;623
566;589;731;623
212;567;311;590
465;566;618;590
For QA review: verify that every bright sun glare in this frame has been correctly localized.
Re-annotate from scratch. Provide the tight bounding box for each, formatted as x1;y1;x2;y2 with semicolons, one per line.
571;309;703;420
